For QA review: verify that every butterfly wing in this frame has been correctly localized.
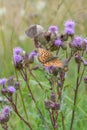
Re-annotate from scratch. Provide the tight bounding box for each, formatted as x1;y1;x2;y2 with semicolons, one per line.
44;58;63;68
37;48;63;68
37;48;53;63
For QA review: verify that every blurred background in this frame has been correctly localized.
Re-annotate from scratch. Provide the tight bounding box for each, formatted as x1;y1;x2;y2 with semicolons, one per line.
0;0;87;130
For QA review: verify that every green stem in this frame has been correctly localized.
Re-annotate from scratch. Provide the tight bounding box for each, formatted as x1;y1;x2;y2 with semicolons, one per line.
14;68;28;120
70;64;80;130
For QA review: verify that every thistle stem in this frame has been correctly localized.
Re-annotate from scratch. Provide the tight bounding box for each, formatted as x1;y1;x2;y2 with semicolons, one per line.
70;63;80;130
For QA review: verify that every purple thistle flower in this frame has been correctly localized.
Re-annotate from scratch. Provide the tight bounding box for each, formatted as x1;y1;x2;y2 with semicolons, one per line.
48;26;58;33
2;106;10;116
73;36;82;48
54;39;62;46
0;115;4;123
28;51;37;63
83;61;87;66
50;103;55;110
13;47;22;55
83;38;87;45
13;54;22;65
64;27;74;35
64;20;75;28
0;78;7;86
7;86;16;93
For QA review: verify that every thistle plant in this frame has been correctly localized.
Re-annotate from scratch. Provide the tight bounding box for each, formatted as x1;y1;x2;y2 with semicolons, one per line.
0;20;87;130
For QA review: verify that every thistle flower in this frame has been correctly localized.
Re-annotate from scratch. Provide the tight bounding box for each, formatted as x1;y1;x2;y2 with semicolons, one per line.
45;66;59;76
28;51;37;63
13;47;23;55
0;78;7;86
74;53;82;64
64;20;75;28
50;103;55;110
54;39;62;46
1;87;7;95
83;38;87;45
70;36;82;49
13;54;23;65
0;106;10;124
64;27;74;35
82;38;87;50
48;26;58;33
2;106;10;116
7;86;16;94
74;36;82;47
83;61;87;66
64;20;75;35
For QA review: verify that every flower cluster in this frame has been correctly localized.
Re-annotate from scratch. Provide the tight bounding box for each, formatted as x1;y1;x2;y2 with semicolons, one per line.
0;106;10;129
13;47;37;70
0;77;19;96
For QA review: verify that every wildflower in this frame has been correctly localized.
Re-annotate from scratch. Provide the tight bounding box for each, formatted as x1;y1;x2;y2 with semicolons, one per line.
45;66;59;76
28;51;37;63
7;86;16;94
2;106;10;116
13;54;23;65
1;87;7;95
64;20;75;28
73;36;82;47
70;36;82;49
0;78;7;86
50;103;55;110
83;61;87;66
83;38;87;45
82;38;87;50
0;106;10;124
48;26;58;33
64;27;74;35
54;39;62;46
74;53;82;64
13;47;23;55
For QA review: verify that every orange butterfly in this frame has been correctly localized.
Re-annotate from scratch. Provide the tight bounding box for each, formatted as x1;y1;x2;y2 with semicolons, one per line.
37;48;63;68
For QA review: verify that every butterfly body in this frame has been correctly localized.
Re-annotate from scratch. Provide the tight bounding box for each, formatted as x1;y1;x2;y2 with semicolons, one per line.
37;48;63;68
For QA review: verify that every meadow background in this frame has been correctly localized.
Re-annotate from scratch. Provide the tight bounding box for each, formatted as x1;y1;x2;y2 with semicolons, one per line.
0;0;87;130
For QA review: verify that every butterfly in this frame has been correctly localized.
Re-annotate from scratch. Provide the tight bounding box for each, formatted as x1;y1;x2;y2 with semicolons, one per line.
37;48;63;68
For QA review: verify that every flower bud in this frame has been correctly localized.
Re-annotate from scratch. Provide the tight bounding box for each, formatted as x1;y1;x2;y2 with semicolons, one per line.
50;103;56;110
14;82;20;90
50;93;56;102
55;102;60;110
44;100;51;109
1;88;7;95
74;53;82;64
